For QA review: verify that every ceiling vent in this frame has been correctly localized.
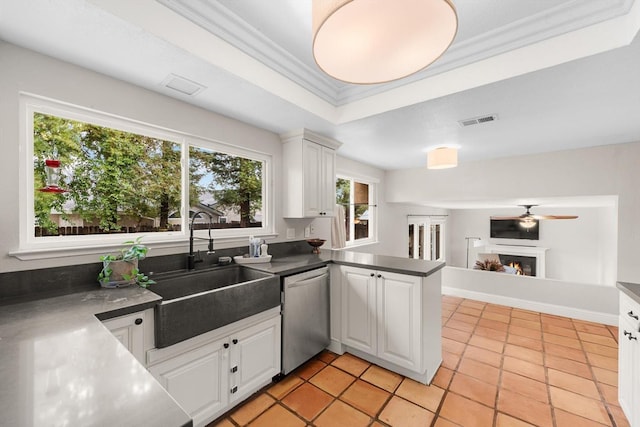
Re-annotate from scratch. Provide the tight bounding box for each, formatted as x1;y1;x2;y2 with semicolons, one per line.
162;74;206;96
458;114;498;127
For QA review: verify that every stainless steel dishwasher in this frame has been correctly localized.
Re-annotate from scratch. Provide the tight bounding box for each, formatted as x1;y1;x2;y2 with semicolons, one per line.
281;266;330;375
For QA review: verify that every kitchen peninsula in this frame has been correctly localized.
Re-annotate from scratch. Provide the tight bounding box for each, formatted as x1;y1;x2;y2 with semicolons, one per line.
247;250;445;385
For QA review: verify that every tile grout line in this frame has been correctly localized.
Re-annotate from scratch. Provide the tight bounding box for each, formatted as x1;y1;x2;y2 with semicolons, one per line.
214;297;624;427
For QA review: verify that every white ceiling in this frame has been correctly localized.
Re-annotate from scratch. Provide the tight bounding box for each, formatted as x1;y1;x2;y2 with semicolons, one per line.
0;0;639;171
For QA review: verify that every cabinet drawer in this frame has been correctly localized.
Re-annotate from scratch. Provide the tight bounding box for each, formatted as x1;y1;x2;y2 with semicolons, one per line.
620;292;640;328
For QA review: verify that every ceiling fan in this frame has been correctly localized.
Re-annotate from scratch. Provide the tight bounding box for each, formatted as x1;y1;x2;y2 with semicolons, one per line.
491;205;579;224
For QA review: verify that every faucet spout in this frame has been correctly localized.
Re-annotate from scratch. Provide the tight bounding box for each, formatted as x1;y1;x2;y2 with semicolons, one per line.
188;210;215;270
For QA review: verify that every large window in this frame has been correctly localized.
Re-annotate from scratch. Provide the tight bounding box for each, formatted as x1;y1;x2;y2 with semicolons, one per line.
408;216;446;261
19;95;271;253
336;176;376;246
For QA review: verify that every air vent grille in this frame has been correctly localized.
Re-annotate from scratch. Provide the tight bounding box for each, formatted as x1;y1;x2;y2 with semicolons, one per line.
458;114;498;127
162;74;206;96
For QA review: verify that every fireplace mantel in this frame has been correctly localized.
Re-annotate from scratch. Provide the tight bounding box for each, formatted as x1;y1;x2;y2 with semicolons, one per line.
483;244;549;278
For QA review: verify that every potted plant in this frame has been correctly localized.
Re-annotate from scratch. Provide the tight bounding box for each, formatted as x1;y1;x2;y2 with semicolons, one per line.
98;237;156;288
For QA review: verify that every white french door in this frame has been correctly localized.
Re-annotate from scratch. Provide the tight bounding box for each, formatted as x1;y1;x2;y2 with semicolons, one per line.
408;216;446;261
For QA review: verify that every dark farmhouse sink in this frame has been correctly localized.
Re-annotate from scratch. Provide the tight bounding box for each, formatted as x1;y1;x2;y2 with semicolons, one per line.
152;266;280;348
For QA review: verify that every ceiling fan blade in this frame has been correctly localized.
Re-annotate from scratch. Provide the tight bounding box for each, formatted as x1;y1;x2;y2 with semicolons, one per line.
490;215;527;220
531;214;579;220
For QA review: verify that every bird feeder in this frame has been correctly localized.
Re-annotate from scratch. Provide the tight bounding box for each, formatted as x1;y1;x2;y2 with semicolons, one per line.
39;158;67;193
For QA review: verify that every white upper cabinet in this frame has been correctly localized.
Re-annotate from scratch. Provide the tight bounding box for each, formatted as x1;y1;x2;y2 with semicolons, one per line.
281;129;341;218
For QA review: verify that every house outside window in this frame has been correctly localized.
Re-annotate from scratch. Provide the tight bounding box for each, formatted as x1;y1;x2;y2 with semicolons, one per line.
18;94;272;255
408;216;446;261
336;176;376;246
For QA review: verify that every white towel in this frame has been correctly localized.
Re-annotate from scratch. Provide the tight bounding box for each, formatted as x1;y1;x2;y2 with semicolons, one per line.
331;204;346;249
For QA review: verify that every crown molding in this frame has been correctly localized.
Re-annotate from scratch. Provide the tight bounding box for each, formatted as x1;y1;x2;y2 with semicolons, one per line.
156;0;342;104
158;0;634;107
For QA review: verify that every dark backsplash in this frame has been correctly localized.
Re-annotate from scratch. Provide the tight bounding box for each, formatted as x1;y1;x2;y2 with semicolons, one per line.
0;240;314;304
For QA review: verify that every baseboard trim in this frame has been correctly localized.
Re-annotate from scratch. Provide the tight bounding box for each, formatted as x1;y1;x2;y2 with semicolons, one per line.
442;286;618;326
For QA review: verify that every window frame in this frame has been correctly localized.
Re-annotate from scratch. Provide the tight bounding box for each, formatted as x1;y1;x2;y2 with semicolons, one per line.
336;173;378;248
15;93;274;259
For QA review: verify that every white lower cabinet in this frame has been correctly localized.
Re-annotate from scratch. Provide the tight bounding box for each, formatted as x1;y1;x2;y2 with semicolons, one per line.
102;308;154;364
339;265;441;382
341;266;377;354
149;338;229;424
228;316;281;404
619;292;640;426
147;309;281;427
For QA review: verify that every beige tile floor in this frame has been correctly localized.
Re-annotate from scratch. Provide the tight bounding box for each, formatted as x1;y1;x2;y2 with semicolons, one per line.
209;295;626;427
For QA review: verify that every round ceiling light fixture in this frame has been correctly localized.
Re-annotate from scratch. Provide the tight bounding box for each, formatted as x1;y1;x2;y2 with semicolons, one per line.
427;147;458;169
312;0;458;84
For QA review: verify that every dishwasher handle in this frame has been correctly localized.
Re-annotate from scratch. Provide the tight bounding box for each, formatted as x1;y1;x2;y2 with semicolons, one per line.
286;273;329;289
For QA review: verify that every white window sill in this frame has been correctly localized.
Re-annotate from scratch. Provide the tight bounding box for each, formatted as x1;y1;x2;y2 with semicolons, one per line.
10;233;279;261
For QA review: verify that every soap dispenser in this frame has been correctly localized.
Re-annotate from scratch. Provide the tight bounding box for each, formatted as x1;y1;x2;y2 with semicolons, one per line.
260;240;268;257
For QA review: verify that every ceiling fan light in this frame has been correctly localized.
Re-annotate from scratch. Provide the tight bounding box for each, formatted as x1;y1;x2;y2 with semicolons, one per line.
519;218;538;229
312;0;458;84
427;147;458;169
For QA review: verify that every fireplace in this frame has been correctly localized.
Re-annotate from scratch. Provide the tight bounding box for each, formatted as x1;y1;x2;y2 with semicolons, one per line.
482;244;548;279
498;254;537;276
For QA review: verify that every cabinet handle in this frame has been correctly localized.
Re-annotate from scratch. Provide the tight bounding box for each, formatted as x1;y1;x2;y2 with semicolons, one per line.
230;366;238;373
624;330;637;341
223;343;230;349
370;273;375;277
627;311;639;320
230;386;238;394
134;318;143;325
377;274;382;278
232;338;238;345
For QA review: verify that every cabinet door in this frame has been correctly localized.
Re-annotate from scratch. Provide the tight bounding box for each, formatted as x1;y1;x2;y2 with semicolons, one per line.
341;266;377;354
320;146;336;217
377;272;422;370
302;139;323;217
619;293;640;427
228;316;281;404
149;338;229;426
102;310;148;364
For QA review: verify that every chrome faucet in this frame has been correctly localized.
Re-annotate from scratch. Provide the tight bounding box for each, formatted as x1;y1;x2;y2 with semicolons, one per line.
188;210;215;270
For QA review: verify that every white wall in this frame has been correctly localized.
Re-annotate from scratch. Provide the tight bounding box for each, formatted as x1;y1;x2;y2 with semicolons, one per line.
385;142;640;285
443;267;619;325
447;206;618;286
0;42;290;272
0;42;393;273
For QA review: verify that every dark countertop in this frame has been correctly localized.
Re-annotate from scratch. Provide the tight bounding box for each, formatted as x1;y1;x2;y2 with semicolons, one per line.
245;249;445;277
0;286;192;427
617;282;640;305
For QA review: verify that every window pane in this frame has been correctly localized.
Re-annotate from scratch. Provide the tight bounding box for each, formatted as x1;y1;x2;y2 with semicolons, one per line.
188;146;263;229
336;178;351;241
33;112;181;237
354;182;369;240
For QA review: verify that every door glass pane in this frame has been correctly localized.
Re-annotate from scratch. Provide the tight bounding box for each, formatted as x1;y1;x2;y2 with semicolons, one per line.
408;224;414;258
432;224;441;260
418;225;424;259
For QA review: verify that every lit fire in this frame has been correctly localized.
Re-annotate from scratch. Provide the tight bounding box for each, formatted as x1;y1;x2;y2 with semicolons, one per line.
509;262;523;275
